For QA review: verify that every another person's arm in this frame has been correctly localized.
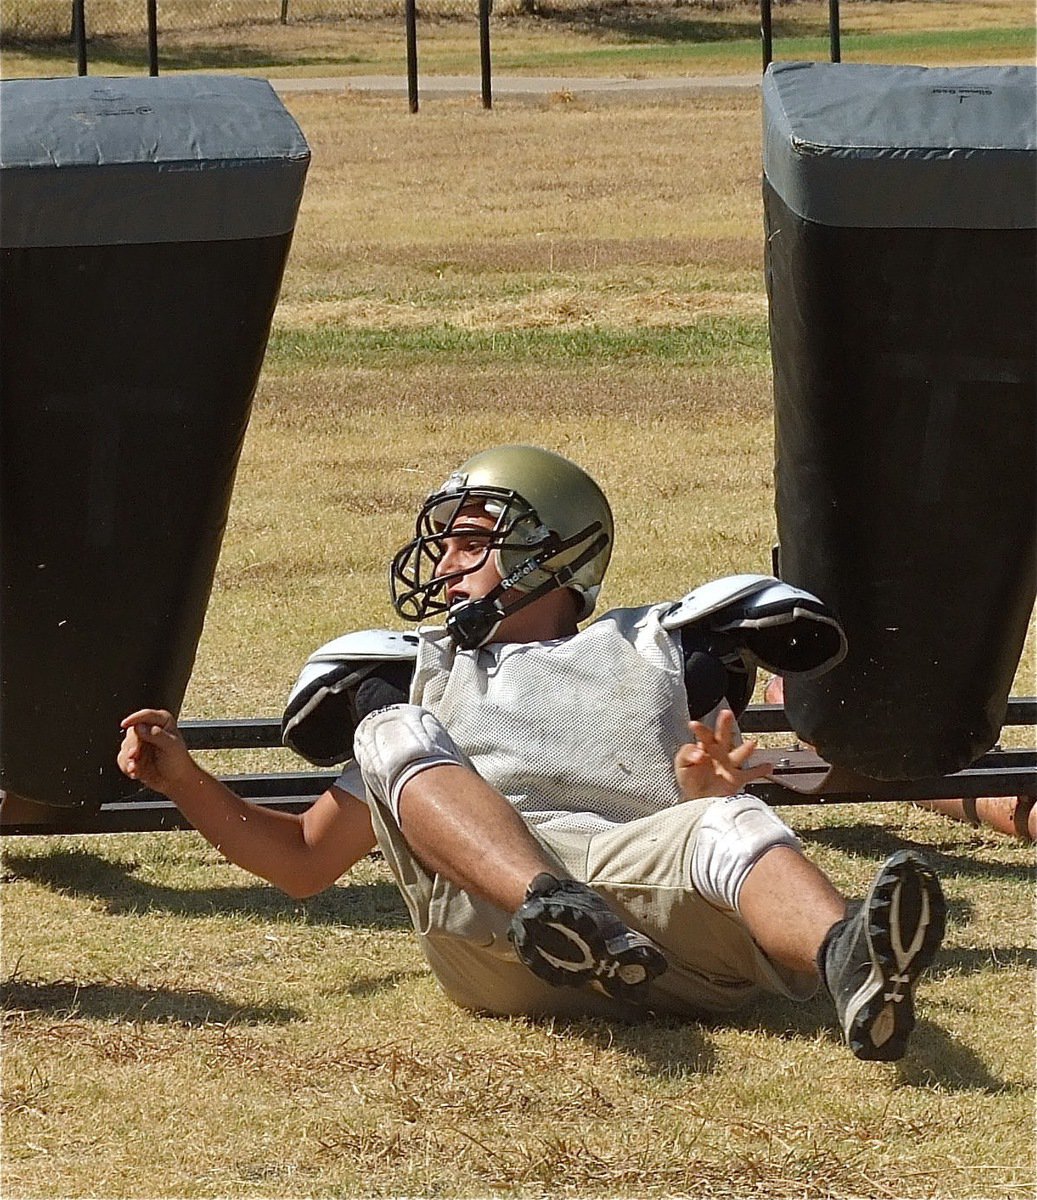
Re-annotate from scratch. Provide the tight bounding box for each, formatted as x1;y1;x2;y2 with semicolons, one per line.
118;709;375;898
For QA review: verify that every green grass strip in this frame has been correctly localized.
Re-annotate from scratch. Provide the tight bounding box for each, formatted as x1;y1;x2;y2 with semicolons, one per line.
493;24;1034;71
267;319;771;370
825;24;1034;57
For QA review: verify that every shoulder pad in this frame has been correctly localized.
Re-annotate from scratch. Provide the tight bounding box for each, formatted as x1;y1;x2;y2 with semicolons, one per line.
663;576;847;679
285;629;418;726
710;582;847;677
282;629;419;766
660;575;778;630
305;628;420;665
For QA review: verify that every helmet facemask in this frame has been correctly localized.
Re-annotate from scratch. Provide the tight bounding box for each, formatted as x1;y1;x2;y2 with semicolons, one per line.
390;478;609;649
390;483;547;623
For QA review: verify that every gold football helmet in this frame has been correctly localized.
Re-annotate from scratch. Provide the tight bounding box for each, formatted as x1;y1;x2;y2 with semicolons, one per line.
390;445;614;648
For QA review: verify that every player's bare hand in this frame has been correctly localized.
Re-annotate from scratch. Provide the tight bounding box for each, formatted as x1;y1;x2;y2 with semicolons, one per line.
675;707;773;800
117;709;195;795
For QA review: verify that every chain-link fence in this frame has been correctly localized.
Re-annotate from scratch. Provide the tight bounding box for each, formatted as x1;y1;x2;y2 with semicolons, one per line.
0;0;582;41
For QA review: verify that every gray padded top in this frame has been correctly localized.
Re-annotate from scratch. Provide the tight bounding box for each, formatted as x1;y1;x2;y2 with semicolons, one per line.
763;63;1036;229
0;75;311;247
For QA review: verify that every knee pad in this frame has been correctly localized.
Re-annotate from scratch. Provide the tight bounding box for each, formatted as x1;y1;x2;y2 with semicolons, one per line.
353;704;466;822
690;793;801;912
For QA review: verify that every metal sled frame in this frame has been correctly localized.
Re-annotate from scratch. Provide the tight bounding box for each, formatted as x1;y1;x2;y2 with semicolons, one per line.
1;699;1032;836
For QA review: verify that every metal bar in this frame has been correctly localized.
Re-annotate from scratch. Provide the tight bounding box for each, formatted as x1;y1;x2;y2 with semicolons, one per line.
0;795;326;837
478;0;492;110
1006;697;1037;725
759;0;773;71
8;700;1031;835
765;749;1035;777
828;0;841;62
1003;696;1037;720
72;0;87;75
147;0;159;75
180;717;284;750
405;0;419;113
755;764;1037;806
0;773;335;836
739;703;793;734
972;749;1035;768
4;758;1033;836
220;771;336;797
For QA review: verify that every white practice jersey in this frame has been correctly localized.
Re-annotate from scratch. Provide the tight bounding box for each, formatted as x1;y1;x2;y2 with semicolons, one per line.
410;603;699;834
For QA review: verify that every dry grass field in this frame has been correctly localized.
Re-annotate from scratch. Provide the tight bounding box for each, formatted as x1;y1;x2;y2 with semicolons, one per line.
2;28;1036;1200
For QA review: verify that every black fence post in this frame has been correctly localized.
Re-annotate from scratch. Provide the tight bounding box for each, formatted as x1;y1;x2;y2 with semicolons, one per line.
147;0;159;75
479;0;492;109
405;0;419;112
828;0;841;61
762;0;841;70
72;0;87;74
280;0;290;24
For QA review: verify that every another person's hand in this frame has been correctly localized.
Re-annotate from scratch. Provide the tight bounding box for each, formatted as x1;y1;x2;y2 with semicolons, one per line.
118;709;196;795
675;708;773;800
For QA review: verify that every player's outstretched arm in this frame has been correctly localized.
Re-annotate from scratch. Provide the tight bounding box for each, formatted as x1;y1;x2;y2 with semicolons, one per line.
119;708;197;794
118;709;375;898
674;708;773;801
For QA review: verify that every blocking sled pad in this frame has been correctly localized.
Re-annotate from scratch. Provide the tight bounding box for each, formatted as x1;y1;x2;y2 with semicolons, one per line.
0;76;310;807
764;63;1036;779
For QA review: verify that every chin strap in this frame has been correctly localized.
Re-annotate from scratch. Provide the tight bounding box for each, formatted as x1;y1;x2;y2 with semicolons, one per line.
446;523;607;650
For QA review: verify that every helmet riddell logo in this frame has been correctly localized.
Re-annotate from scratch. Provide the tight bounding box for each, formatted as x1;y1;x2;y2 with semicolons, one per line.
500;556;543;591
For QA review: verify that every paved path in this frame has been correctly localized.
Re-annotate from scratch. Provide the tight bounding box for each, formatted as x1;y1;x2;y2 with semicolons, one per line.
269;72;760;102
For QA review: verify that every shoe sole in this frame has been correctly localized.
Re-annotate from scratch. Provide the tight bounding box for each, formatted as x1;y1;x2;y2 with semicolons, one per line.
514;895;668;999
842;851;946;1061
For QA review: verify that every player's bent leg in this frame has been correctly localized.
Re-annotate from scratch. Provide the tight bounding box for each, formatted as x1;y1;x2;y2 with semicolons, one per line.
690;792;803;912
353;702;467;821
355;703;665;998
357;704;566;909
819;850;945;1062
509;873;668;1003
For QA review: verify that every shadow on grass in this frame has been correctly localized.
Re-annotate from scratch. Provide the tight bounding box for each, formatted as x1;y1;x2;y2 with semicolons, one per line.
344;968;430;998
1;847;411;930
722;991;1020;1093
0;32;363;72
522;1;826;45
0;977;299;1025
928;944;1036;979
896;1018;1025;1094
797;823;1036;885
518;992;1014;1091
529;1010;720;1077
